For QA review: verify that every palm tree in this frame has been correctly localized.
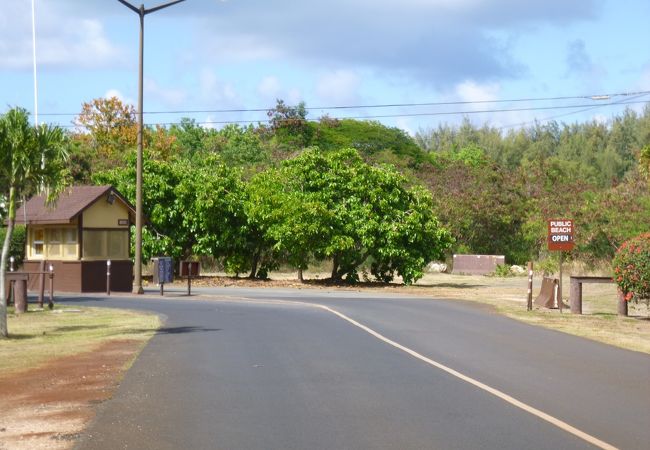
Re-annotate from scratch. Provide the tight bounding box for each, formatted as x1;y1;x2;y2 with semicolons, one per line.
0;108;70;338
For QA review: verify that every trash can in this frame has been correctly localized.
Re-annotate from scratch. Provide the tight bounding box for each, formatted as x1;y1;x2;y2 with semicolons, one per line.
151;257;174;285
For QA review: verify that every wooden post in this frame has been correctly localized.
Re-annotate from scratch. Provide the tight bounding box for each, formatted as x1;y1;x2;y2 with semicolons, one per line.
48;264;54;309
570;277;582;314
527;262;533;311
14;279;27;314
38;260;46;308
617;289;628;317
106;260;111;296
187;262;192;296
557;251;563;309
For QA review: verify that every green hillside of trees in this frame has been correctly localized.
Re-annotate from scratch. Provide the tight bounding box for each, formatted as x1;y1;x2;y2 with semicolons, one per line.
4;98;649;282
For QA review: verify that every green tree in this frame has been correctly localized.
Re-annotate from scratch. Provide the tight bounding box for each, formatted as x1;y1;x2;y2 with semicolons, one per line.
266;99;312;150
94;151;253;273
420;157;531;263
0;108;70;338
219;124;268;168
246;166;333;281
640;145;650;183
0;225;26;268
312;118;425;167
257;148;452;284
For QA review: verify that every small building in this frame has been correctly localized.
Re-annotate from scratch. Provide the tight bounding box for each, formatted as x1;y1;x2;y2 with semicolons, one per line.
14;185;135;292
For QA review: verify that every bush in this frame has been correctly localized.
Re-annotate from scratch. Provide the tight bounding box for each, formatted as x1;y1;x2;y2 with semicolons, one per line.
534;257;558;276
490;264;514;277
612;233;650;303
0;225;27;270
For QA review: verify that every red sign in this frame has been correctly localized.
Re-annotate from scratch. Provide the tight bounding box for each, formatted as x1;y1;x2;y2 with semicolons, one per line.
547;219;575;251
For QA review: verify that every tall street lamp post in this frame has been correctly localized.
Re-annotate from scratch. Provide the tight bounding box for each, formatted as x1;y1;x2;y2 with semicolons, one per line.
116;0;185;294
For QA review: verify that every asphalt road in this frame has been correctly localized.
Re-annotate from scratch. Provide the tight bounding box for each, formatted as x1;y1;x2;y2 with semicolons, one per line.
68;287;650;450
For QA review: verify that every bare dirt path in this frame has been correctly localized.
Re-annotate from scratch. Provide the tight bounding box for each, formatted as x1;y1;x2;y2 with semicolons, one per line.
0;339;142;450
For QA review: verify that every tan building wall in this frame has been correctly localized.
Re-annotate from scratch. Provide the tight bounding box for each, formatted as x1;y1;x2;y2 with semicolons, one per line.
82;197;130;228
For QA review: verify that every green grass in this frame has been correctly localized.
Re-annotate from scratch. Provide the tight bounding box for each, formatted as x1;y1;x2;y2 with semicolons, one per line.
1;305;161;374
408;273;650;354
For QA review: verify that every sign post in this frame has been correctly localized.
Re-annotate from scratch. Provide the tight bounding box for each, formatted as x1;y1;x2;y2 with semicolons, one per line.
547;219;575;309
180;261;200;296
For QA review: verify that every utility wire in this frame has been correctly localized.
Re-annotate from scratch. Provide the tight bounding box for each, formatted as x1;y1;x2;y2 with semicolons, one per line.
36;89;650;117
50;97;650;129
497;93;650;130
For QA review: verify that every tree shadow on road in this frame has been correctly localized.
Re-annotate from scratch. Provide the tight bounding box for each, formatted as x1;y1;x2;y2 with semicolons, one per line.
155;326;222;334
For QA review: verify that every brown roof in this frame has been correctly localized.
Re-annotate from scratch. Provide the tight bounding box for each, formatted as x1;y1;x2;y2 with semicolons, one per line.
12;185;135;225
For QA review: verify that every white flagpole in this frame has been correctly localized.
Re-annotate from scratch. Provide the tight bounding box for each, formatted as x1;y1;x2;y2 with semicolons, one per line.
31;0;38;127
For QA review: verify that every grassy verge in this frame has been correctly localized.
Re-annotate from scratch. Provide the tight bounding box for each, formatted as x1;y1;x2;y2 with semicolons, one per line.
407;273;650;354
1;305;161;375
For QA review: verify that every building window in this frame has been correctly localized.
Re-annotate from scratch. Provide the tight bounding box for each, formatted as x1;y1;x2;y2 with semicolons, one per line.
83;230;105;258
47;229;61;257
82;230;129;260
32;228;44;258
64;228;77;257
107;230;128;259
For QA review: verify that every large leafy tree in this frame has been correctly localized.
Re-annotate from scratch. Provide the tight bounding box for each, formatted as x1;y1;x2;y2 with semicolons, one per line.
246;167;333;281
94;151;252;272
0;108;70;338
250;148;452;284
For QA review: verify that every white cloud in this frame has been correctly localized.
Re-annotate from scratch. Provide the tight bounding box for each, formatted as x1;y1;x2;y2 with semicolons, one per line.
199;69;238;104
455;80;501;103
396;117;416;136
144;78;187;107
287;89;303;106
203;34;282;62
256;76;302;107
104;89;134;107
591;113;608;124
201;115;219;130
0;4;123;70
257;76;282;99
315;70;362;105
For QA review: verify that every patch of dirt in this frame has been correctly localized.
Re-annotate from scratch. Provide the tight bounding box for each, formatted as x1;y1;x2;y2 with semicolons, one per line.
0;339;142;450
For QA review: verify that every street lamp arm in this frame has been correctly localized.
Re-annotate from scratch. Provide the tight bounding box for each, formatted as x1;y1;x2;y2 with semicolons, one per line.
145;0;186;15
116;0;140;14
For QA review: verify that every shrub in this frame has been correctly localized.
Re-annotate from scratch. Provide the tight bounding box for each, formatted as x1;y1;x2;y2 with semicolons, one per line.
534;257;558;276
0;225;27;270
490;264;514;278
612;233;650;303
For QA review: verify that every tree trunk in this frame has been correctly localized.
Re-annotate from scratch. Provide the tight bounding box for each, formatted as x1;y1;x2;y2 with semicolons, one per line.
249;249;261;279
298;268;304;283
331;255;339;280
0;185;17;338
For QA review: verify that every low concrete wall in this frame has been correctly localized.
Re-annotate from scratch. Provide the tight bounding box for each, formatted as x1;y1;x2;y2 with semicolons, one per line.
452;254;505;275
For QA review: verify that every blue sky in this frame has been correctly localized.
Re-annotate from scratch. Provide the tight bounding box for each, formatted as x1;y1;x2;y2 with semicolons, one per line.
1;0;649;135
